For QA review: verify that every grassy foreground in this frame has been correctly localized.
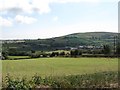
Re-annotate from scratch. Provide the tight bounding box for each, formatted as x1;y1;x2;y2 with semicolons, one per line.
2;58;118;78
2;71;118;88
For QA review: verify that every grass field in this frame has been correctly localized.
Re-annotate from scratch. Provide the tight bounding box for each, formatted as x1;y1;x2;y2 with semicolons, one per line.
7;56;30;59
2;58;118;79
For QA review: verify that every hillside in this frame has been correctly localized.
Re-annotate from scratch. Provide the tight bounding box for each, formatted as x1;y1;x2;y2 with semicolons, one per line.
2;32;118;51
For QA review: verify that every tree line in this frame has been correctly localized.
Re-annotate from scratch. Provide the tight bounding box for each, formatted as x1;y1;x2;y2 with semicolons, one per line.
1;44;120;60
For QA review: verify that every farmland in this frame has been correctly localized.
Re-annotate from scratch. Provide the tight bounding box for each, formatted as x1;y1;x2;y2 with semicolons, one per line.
2;57;118;78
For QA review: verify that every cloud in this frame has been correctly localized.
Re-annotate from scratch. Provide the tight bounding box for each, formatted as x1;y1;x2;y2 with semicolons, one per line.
0;15;37;27
32;0;51;14
52;0;100;3
0;0;33;14
0;17;13;27
15;15;37;24
1;0;118;15
0;0;51;15
0;0;118;26
53;16;58;21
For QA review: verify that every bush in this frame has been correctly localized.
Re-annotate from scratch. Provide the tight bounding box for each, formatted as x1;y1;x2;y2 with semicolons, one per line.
4;74;30;89
59;52;65;56
30;51;48;58
102;45;111;55
2;51;8;60
50;52;59;57
3;71;118;89
30;53;40;58
70;50;82;57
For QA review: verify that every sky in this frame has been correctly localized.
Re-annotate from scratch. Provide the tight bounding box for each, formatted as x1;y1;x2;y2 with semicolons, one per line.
0;0;119;40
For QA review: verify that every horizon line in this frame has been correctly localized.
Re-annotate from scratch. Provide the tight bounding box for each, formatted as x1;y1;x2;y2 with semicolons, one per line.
1;31;119;40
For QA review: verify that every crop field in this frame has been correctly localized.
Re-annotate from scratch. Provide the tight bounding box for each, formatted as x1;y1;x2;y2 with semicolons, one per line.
2;58;118;79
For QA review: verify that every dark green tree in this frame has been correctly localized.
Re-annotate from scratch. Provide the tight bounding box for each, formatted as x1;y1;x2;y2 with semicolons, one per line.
50;52;59;57
2;51;8;60
59;52;65;56
70;50;82;57
116;43;120;56
31;50;35;53
102;45;111;55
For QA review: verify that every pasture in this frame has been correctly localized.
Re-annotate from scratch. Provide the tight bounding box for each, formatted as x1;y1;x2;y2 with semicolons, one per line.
2;57;118;78
7;56;30;59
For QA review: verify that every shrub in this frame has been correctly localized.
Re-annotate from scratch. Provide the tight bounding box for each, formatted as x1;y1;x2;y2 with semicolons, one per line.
50;52;59;57
102;45;111;55
2;51;8;60
3;71;118;89
59;52;65;56
4;74;30;89
70;50;82;57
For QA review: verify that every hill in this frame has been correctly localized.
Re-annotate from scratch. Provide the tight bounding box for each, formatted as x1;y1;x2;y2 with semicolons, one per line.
2;32;118;52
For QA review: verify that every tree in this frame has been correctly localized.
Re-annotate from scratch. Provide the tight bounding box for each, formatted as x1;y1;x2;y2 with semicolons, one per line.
31;50;35;53
70;50;82;57
116;43;120;56
2;51;8;60
102;45;111;55
8;48;17;56
30;53;40;58
59;52;65;56
50;52;59;57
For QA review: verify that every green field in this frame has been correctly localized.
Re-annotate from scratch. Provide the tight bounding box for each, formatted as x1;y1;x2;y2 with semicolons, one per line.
8;56;30;59
2;58;118;78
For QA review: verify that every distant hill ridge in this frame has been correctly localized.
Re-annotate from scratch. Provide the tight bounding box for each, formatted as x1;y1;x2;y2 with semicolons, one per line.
2;32;119;51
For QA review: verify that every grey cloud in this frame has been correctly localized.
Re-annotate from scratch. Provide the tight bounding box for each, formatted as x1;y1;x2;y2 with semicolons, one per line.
7;8;23;14
32;8;40;12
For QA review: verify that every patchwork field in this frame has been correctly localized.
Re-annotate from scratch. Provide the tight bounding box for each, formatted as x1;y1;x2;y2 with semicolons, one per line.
2;58;118;78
